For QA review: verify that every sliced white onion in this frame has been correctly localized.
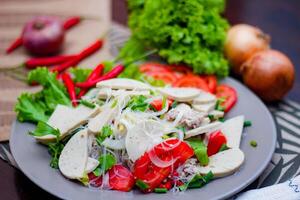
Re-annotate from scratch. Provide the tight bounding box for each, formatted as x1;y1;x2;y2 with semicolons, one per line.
102;137;126;150
100;172;111;190
148;149;178;168
171;110;184;127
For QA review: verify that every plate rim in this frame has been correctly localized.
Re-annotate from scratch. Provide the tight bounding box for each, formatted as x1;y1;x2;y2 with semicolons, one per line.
10;77;277;200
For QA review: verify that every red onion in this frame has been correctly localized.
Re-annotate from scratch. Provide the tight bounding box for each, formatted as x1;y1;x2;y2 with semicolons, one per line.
22;16;65;56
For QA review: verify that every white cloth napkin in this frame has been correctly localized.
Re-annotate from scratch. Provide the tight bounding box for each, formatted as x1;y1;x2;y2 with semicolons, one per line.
236;176;300;200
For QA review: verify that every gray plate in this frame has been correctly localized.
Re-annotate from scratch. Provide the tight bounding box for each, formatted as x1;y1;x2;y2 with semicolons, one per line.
10;77;276;200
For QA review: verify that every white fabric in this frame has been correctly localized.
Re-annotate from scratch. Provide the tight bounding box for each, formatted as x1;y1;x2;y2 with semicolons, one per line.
236;176;300;200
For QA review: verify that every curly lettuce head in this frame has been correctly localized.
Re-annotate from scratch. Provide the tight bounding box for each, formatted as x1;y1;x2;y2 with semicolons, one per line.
120;0;229;77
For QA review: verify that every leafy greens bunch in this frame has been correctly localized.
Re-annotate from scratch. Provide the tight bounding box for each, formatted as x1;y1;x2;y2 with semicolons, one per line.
119;0;230;77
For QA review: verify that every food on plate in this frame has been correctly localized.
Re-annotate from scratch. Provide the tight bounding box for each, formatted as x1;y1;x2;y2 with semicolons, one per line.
118;0;230;77
22;16;65;56
19;69;252;193
225;24;270;74
241;50;295;102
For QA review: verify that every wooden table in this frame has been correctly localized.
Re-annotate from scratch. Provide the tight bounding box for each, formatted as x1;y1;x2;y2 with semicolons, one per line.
1;0;299;199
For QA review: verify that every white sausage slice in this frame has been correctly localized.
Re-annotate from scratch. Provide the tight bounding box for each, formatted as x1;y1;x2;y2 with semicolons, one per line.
197;148;245;177
185;121;222;138
58;129;89;179
221;115;245;148
157;87;200;102
193;92;217;104
96;78;151;91
85;157;99;173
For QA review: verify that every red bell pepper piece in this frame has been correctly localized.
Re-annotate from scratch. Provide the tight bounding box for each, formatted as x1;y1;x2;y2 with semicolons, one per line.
207;131;227;156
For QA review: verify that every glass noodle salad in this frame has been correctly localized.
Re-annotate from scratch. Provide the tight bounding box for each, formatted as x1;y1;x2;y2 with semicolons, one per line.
25;75;250;193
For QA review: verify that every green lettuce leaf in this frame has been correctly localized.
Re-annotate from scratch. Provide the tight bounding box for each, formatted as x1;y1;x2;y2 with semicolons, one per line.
69;68;92;83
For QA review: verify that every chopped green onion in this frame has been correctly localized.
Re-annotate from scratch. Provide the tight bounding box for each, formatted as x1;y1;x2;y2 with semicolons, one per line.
218;144;229;152
218;117;225;122
171;100;178;108
136;179;149;190
208;114;214;121
162;95;167;108
250;140;257;147
154;188;168;193
244;120;252;127
80;100;95;108
215;98;226;111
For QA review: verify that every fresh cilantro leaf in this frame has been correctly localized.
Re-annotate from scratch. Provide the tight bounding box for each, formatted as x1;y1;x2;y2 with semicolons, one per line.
96;125;113;145
48;141;64;169
93;154;116;176
126;95;149;112
29;121;60;137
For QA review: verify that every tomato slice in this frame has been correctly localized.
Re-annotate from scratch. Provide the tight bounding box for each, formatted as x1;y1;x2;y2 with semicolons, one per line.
215;84;238;113
133;139;194;192
150;99;173;111
88;172;103;187
173;75;210;92
207;131;227;156
109;164;135;192
146;71;178;84
202;75;217;93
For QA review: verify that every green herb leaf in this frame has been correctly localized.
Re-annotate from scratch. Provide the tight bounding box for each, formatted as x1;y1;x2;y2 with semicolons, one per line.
48;141;64;169
96;125;113;145
126;95;149;112
15;93;49;123
16;67;71;123
29;121;60;137
93;154;116;176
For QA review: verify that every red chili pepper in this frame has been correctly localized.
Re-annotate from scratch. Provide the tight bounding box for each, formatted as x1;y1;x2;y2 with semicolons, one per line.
63;16;82;30
25;55;76;69
6;16;82;54
6;37;23;54
61;73;77;107
51;39;103;72
207;130;227;156
77;63;104;98
76;64;124;89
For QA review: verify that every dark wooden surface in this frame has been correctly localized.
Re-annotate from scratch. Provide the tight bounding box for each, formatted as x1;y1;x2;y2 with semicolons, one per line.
0;0;299;199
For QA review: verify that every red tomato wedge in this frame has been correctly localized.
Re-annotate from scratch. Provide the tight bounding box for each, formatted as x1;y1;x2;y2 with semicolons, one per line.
133;139;194;192
150;99;173;111
88;165;134;192
207;131;227;156
202;75;218;93
216;84;238;113
173;75;210;92
109;165;135;192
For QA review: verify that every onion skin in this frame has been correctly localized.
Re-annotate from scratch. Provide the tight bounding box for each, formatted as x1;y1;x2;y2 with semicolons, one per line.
241;50;295;102
225;24;270;75
22;16;65;56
